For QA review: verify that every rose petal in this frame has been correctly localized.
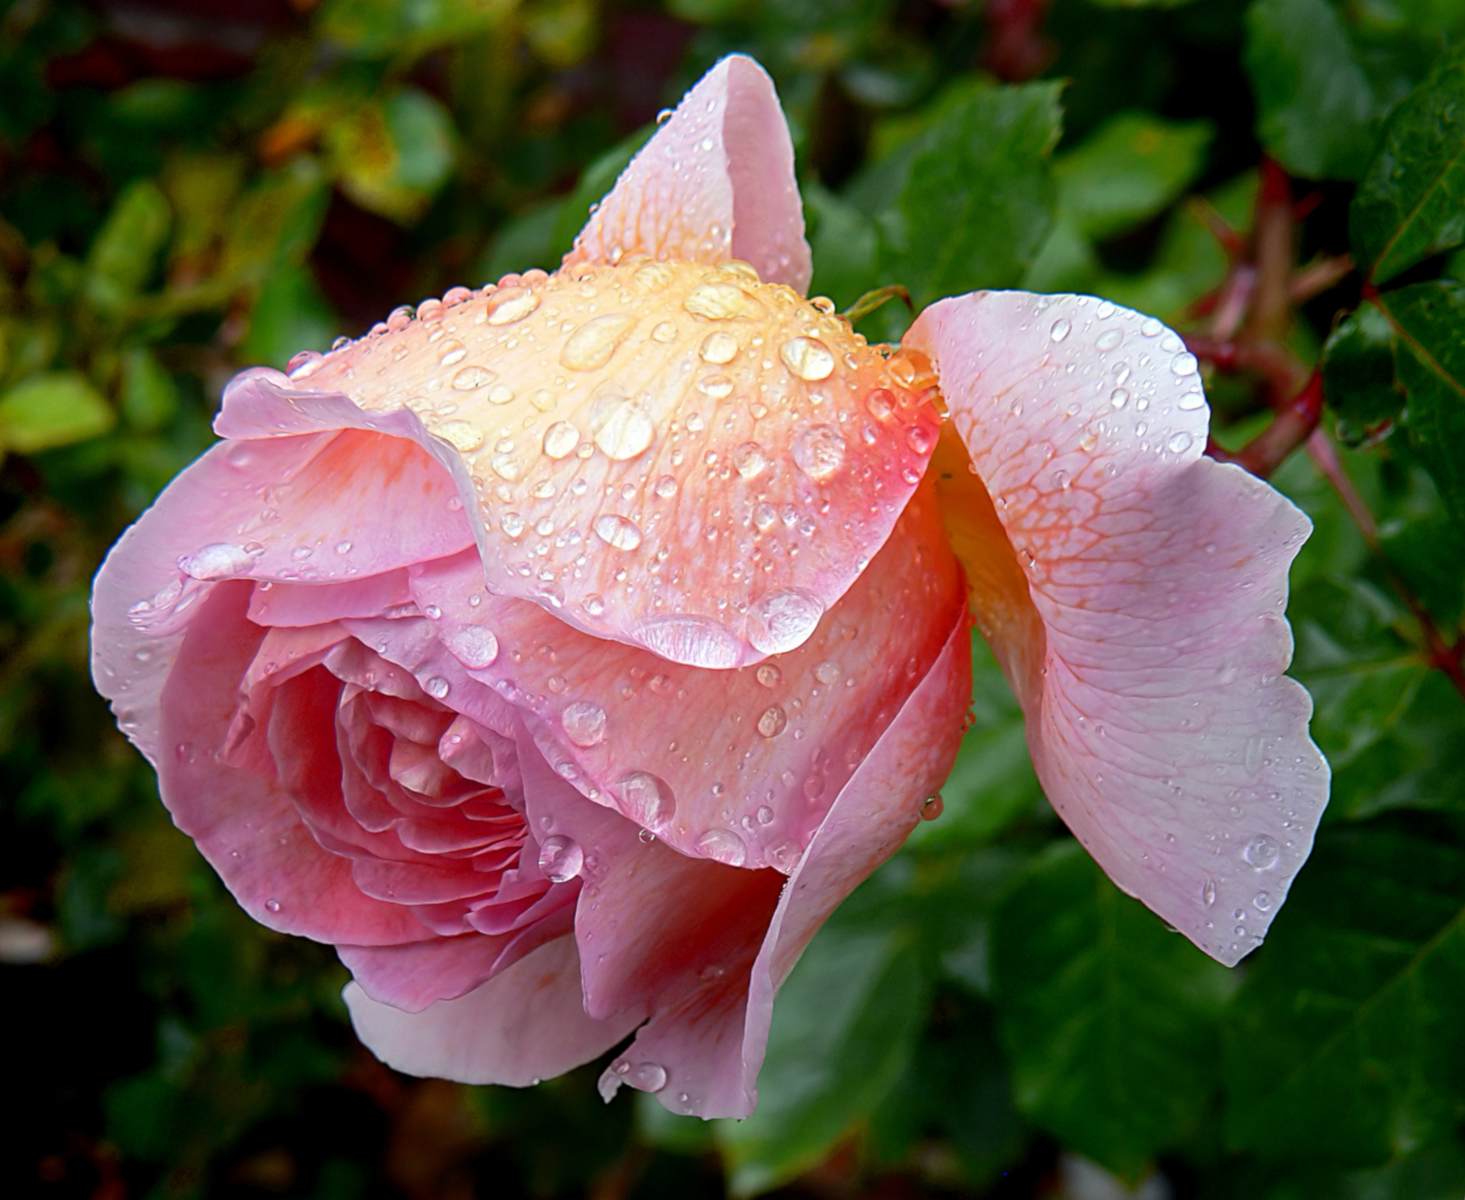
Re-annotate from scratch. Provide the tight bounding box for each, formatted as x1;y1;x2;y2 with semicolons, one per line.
906;290;1329;965
393;480;963;870
563;54;811;290
345;935;640;1086
514;728;783;1022
157;585;427;945
296;264;941;669
597;604;970;1116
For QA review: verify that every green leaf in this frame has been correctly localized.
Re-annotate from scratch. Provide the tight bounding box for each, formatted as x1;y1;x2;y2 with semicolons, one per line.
886;80;1063;305
806;182;881;311
1322;303;1405;442
715;886;930;1196
241;264;340;369
0;370;115;454
989;842;1235;1177
119;347;178;433
1351;45;1465;284
1373;281;1465;520
83;179;171;313
317;0;512;56
1224;822;1465;1163
1245;0;1380;180
1055;112;1212;240
326;88;456;223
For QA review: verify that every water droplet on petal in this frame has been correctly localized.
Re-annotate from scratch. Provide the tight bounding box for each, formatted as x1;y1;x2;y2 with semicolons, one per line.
1243;834;1280;870
696;827;747;866
748;588;823;655
451;365;495;391
594;514;643;551
1049;318;1071;343
700;331;739;364
443;626;499;669
561;313;635;371
618;770;675;826
485;287;540;325
756;705;787;737
538;834;584;883
733;441;769;479
542;421;579;459
920;793;944;821
592;398;654;461
780;336;835;381
625;1062;668;1093
178;542;253;580
561;700;608;747
791;424;845;481
424;676;451;700
436;419;485;453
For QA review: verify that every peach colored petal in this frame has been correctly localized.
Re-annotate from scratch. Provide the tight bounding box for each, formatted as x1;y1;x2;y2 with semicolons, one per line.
596;604;970;1117
563;55;811;290
295;264;941;667
345;936;639;1086
385;479;963;870
906;290;1329;965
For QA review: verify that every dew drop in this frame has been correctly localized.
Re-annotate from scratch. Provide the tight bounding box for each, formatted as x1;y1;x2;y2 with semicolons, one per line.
683;283;760;321
178;542;253;580
791;424;846;481
561;313;635;371
542;421;580;459
561;700;608;747
592;398;655;461
625;1062;668;1093
920;793;944;820
700;331;739;364
748;588;823;655
594;513;643;551
436;419;485;453
485;287;540;325
424;676;451;700
1049;317;1072;343
1243;834;1280;870
636;614;741;667
779;336;835;381
618;770;676;826
538;834;584;883
696;827;747;866
733;441;769;479
451;365;495;391
443;625;499;669
756;705;787;738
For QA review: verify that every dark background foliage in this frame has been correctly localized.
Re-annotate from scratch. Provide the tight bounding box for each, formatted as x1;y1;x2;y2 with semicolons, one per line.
3;0;1463;1197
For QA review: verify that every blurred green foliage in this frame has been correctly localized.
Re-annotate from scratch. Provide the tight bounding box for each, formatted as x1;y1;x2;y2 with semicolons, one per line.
3;0;1463;1197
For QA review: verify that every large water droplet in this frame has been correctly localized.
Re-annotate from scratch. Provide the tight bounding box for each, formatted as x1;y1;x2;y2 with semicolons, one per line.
178;542;254;580
700;331;739;364
424;676;451;700
435;420;485;453
485;287;539;325
538;834;584;883
683;283;760;320
625;1062;668;1093
451;364;495;391
780;336;835;381
696;827;747;866
561;700;608;747
594;514;643;551
592;398;654;461
748;588;823;655
543;421;580;459
636;614;741;667
733;441;769;479
756;704;787;737
791;424;846;481
618;770;675;826
443;625;499;669
561;313;635;371
1243;834;1280;870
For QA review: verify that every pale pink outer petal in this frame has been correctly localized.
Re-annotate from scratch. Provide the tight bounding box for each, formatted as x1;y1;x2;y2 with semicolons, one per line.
598;606;971;1117
564;55;811;290
344;935;640;1087
906;290;1330;965
90;369;475;764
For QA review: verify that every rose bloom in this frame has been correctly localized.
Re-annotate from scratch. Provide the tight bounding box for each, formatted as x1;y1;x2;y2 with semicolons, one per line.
91;56;1328;1116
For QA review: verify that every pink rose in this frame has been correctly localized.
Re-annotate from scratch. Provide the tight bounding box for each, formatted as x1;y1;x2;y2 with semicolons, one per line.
92;55;1327;1116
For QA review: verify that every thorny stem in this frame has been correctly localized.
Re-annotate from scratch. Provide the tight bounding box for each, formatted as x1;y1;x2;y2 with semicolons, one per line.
1193;158;1465;697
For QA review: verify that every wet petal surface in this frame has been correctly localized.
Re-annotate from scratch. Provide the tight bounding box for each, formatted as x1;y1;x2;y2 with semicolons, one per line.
297;262;941;667
563;54;811;290
907;290;1328;965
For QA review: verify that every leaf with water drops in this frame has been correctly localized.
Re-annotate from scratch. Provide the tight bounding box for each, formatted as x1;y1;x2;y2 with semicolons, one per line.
1351;44;1465;285
989;842;1235;1177
1224;821;1465;1163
